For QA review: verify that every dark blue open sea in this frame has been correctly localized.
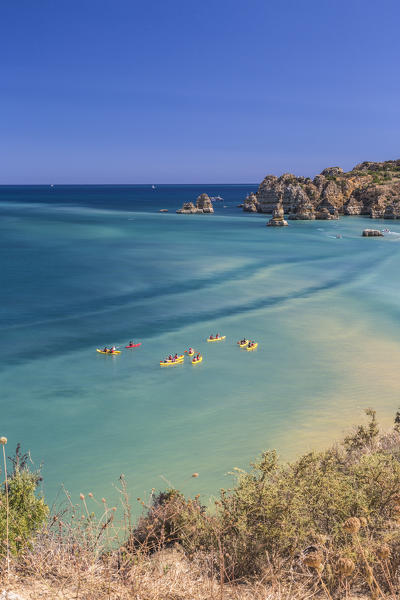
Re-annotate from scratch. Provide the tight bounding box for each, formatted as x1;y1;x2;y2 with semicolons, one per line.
1;184;400;506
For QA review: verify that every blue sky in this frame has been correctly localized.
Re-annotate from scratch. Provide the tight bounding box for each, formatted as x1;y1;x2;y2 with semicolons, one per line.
1;0;399;183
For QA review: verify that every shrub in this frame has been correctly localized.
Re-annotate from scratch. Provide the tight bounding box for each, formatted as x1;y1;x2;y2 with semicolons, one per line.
130;489;211;555
0;444;48;555
128;409;400;592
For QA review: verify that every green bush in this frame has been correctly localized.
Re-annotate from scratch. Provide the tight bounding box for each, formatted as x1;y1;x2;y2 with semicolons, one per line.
131;410;400;585
130;489;211;555
0;445;48;555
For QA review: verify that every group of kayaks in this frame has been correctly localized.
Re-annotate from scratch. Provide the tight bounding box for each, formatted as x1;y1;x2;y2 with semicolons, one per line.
160;335;258;368
237;339;258;351
160;335;225;367
96;334;258;366
160;348;203;367
96;341;142;355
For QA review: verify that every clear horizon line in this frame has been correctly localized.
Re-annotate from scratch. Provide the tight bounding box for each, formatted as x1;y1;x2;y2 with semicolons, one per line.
0;182;260;187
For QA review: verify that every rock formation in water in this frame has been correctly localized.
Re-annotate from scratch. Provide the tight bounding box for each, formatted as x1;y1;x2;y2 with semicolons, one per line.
267;202;288;227
362;229;383;237
177;194;214;214
243;193;258;212
196;193;214;213
244;160;400;220
177;202;197;214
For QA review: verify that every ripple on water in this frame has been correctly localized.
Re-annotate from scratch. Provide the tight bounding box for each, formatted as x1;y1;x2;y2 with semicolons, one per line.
1;192;400;505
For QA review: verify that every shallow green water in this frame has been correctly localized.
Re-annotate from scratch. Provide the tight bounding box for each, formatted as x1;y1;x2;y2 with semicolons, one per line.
1;186;400;507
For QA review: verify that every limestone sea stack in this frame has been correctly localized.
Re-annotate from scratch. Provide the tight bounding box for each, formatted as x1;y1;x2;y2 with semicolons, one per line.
177;194;214;214
244;160;400;220
267;203;288;226
243;193;258;212
196;193;214;213
176;202;197;214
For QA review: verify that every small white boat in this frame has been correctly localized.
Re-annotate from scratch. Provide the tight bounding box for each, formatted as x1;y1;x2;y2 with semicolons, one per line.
152;185;156;190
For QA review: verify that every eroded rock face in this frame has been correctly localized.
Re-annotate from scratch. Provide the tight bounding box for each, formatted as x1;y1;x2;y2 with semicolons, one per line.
177;202;197;214
243;193;258;212
246;160;400;220
196;193;214;213
257;176;283;213
384;202;400;219
267;203;288;227
320;167;344;177
177;194;214;214
344;196;363;215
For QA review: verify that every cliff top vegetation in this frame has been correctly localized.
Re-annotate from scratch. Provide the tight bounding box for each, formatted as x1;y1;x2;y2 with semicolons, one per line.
2;410;400;598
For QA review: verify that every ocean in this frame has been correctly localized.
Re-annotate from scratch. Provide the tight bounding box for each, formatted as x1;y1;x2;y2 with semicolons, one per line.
1;184;400;506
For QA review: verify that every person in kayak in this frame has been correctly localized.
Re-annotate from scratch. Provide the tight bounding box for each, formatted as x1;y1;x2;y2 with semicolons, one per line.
111;346;116;353
209;335;214;340
196;353;200;360
189;347;193;354
129;341;133;347
103;347;108;353
174;353;178;360
168;355;172;360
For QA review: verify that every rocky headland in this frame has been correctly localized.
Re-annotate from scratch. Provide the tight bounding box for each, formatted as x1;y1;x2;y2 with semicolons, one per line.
244;159;400;220
177;193;214;214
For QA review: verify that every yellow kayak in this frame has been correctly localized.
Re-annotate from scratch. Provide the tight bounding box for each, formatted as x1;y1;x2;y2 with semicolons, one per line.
207;336;226;342
162;355;184;362
192;355;203;365
160;359;184;367
246;343;258;351
97;349;121;355
237;340;250;348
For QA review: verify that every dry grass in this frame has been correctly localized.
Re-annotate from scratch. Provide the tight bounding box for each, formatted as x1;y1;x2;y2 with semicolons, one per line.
0;491;333;600
3;414;400;598
0;549;329;600
0;499;396;600
0;551;375;600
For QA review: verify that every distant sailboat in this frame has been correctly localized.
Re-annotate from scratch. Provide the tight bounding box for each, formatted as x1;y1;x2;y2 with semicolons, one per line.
152;185;156;190
50;184;54;188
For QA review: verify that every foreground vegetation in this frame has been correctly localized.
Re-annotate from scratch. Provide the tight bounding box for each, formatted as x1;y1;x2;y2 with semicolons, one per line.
2;410;400;598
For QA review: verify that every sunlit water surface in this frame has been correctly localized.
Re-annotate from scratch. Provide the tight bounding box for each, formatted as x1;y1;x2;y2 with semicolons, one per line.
1;185;400;507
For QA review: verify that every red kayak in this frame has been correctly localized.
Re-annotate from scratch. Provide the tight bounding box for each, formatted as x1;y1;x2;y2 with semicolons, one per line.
125;343;142;349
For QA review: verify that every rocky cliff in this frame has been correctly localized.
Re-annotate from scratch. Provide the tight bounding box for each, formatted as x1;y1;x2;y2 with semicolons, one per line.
244;160;400;220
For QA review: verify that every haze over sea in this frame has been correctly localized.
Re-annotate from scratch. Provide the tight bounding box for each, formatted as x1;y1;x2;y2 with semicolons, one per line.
1;184;400;505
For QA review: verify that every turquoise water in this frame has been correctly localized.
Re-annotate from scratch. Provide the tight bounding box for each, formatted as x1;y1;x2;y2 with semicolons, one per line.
2;185;400;506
